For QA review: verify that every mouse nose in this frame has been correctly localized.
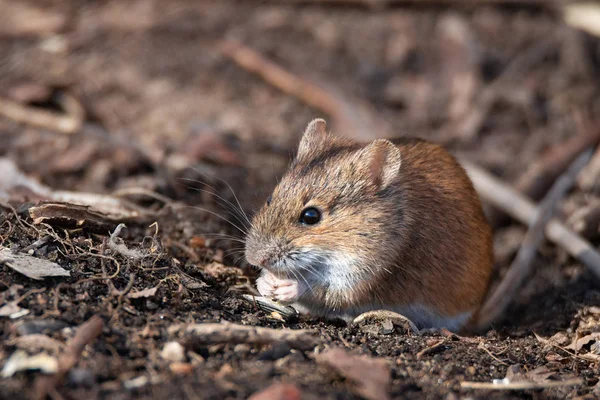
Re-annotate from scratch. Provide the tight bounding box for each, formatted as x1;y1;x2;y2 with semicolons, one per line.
255;253;274;268
245;248;272;268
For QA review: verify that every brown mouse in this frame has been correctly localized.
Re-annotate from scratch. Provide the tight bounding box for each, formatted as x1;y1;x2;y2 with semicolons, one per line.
244;119;493;331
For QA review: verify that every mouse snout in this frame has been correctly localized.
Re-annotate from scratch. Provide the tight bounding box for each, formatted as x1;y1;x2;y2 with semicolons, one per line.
246;251;273;269
245;239;287;270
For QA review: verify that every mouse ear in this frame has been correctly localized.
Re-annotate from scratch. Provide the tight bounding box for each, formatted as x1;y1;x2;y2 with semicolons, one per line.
358;139;402;189
297;118;328;161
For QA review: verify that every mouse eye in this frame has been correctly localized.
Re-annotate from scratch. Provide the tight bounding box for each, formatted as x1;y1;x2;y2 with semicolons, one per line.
299;207;321;225
266;195;272;206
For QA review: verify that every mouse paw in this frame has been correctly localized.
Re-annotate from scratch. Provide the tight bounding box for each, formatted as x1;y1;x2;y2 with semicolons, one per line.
272;280;301;304
256;271;303;304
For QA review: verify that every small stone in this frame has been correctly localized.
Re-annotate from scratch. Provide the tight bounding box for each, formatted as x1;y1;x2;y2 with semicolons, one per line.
161;341;186;363
381;319;394;334
233;344;251;354
467;366;476;375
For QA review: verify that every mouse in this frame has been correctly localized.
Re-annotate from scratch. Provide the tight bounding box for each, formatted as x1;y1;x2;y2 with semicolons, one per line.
244;119;493;331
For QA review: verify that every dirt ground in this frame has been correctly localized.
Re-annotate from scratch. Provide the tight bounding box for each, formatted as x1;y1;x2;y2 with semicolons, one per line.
1;1;600;399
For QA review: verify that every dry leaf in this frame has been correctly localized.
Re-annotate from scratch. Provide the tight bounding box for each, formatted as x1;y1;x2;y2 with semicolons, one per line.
317;347;390;400
0;248;70;280
548;332;570;346
566;332;600;352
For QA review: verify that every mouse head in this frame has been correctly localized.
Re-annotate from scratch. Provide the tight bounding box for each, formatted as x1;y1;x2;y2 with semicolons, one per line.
245;119;405;293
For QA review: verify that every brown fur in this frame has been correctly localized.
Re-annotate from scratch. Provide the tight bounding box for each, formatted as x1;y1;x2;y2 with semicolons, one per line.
245;119;493;321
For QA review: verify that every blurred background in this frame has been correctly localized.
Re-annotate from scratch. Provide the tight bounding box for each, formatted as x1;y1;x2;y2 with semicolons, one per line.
4;1;600;204
3;1;600;398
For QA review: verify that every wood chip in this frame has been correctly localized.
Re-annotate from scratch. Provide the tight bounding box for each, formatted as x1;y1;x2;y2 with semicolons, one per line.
317;347;391;400
0;247;70;280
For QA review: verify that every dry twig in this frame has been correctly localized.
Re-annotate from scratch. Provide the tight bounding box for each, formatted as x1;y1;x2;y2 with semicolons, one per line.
460;378;583;391
462;155;600;330
0;93;84;135
32;315;104;400
473;149;592;330
416;340;446;359
216;39;390;140
170;322;319;350
488;127;600;227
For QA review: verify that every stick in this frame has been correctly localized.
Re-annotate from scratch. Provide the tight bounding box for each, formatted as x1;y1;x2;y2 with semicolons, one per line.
447;39;556;142
461;157;600;321
0;93;84;135
170;321;319;350
488;128;600;227
216;39;391;140
460;378;583;391
472;149;593;330
416;340;446;359
32;315;104;400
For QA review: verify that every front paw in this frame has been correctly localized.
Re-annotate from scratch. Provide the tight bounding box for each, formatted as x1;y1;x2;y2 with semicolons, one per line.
256;271;303;304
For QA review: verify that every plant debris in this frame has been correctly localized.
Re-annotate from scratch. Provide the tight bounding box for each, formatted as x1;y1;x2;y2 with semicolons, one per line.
0;248;70;280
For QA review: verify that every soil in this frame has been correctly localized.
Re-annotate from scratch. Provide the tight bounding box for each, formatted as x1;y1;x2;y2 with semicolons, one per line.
1;1;600;399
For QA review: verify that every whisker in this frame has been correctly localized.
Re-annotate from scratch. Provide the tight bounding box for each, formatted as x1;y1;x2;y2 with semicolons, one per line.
188;205;248;235
182;168;253;228
198;233;247;244
180;181;251;230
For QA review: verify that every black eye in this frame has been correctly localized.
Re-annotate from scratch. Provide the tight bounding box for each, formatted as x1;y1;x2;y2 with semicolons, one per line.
299;207;321;225
266;195;272;206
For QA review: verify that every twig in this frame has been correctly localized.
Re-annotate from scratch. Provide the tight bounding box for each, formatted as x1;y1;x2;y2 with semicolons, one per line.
477;342;508;365
447;38;556;142
100;237;116;294
0;93;84;135
108;224;145;260
216;39;391;140
416;340;446;359
32;315;104;400
460;378;583;391
488;127;600;227
170;321;319;350
473;149;592;330
462;155;600;329
115;273;136;299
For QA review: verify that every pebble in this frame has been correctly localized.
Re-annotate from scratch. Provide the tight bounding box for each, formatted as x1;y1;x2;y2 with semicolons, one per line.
161;341;186;363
